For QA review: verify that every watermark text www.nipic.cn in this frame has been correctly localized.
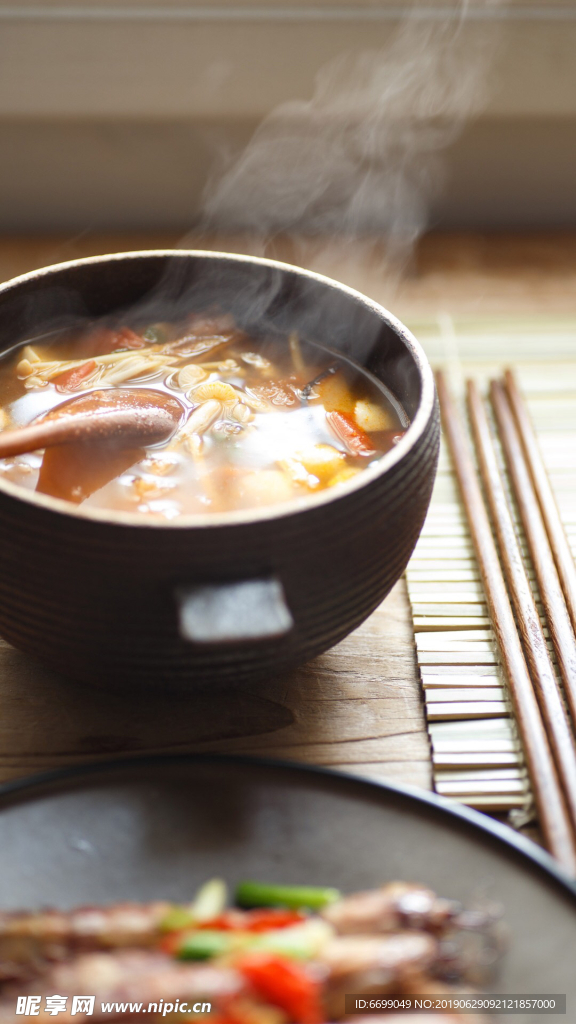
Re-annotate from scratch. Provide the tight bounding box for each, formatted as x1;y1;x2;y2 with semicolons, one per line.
16;996;213;1016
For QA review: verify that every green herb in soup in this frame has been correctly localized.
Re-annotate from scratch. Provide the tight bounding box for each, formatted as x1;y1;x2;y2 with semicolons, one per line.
0;311;408;518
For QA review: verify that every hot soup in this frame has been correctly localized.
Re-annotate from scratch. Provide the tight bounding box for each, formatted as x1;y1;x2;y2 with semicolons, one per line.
0;312;408;518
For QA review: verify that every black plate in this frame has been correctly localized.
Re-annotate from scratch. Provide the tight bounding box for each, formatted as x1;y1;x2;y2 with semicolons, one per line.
0;755;574;1023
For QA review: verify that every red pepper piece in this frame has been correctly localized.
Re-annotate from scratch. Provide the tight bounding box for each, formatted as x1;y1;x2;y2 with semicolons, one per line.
53;360;97;393
243;909;306;933
114;326;147;350
326;411;376;457
159;931;182;956
237;953;324;1024
198;910;305;933
161;909;306;954
78;325;146;356
196;911;244;932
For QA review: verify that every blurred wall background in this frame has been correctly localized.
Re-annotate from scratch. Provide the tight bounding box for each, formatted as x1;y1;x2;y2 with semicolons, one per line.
1;0;575;232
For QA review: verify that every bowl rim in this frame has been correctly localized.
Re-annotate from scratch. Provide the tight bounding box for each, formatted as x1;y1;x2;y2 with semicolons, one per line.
0;752;574;903
0;249;437;530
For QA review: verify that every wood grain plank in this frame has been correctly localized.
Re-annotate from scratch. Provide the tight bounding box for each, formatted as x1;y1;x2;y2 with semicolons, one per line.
0;576;432;790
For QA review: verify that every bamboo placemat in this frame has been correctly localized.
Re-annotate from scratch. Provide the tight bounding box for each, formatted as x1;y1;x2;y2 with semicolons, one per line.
405;314;576;823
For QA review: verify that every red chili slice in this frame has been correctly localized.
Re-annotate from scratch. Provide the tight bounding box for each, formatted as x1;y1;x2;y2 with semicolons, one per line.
53;360;97;393
196;911;244;932
242;909;306;933
162;909;306;948
114;326;147;350
196;909;305;933
159;932;182;956
78;325;146;356
237;953;324;1024
326;410;376;457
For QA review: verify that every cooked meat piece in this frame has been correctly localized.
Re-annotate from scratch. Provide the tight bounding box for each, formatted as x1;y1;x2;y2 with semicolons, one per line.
322;884;459;936
318;931;438;1019
0;902;170;980
0;951;245;1022
319;931;438;984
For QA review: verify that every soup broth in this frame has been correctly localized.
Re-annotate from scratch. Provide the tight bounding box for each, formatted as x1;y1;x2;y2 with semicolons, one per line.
0;312;408;518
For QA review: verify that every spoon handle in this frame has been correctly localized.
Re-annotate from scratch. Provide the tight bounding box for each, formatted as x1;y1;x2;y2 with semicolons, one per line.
0;408;177;458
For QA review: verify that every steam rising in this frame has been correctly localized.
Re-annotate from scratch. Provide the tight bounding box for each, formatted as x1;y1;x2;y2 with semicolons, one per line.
2;4;503;355
199;2;501;277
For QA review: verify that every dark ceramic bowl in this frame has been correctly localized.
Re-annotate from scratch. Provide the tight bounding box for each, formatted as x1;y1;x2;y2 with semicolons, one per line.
0;251;439;686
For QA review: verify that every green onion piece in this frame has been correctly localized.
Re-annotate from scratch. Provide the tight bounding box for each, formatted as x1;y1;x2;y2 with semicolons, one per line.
160;906;196;933
143;324;167;344
177;930;233;961
252;919;334;959
236;881;341;912
191;878;228;923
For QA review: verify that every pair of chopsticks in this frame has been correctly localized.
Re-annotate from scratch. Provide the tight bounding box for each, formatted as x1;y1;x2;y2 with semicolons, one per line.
437;370;576;874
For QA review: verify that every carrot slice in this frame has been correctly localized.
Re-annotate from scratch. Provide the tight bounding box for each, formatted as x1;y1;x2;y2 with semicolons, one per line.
326;411;376;457
53;360;97;393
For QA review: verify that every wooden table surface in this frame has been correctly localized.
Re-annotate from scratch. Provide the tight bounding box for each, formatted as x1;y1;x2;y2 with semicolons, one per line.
1;231;575;793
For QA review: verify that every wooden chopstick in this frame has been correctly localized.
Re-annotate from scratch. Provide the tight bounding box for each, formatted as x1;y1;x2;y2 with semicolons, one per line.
467;380;576;829
436;371;576;872
504;368;576;636
490;381;576;725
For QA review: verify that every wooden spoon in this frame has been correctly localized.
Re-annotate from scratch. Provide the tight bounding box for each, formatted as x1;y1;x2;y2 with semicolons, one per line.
0;389;184;459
